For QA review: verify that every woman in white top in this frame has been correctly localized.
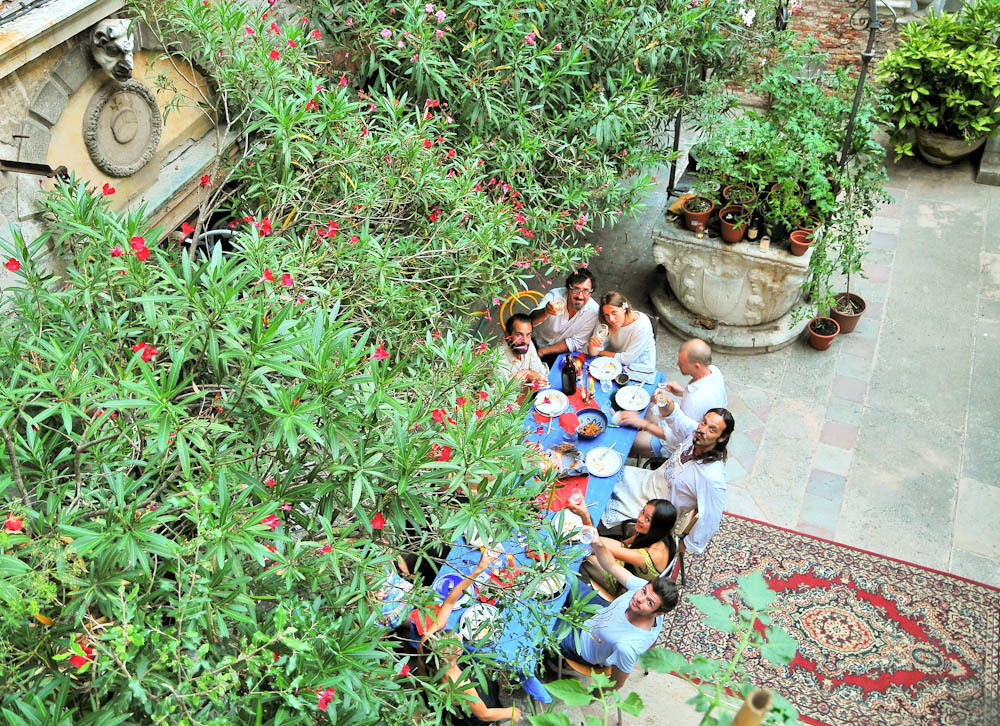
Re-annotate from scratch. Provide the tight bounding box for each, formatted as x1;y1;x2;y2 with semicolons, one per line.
587;292;656;372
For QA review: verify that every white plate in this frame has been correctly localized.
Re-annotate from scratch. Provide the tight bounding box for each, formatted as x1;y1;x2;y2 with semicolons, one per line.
586;446;624;478
557;509;584;539
534;389;569;417
615;385;651;411
458;602;501;641
588;357;623;381
529;571;566;600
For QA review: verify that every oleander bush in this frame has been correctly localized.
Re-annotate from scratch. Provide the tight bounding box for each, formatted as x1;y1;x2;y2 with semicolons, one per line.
1;0;782;722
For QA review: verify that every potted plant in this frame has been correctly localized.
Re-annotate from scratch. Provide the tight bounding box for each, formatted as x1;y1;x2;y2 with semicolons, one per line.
788;229;812;256
682;191;716;234
807;316;840;350
878;3;1000;164
719;204;749;243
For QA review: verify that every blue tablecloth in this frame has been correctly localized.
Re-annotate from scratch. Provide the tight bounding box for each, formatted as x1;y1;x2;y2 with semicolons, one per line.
434;355;664;701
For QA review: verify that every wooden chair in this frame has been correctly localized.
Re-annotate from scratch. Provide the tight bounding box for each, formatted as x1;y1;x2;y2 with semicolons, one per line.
556;657;623;726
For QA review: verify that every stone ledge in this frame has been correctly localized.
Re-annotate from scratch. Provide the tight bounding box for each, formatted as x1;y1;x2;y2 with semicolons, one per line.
0;0;124;81
976;136;1000;187
650;284;810;355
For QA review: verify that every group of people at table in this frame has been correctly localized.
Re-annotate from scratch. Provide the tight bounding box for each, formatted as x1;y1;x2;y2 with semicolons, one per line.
404;269;734;724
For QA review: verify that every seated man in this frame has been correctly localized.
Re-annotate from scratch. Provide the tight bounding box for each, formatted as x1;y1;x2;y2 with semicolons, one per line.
624;337;727;459
530;269;600;367
558;537;679;689
604;401;734;557
498;313;548;393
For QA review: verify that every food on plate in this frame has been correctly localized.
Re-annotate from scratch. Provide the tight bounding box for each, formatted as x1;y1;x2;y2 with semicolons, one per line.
577;420;603;437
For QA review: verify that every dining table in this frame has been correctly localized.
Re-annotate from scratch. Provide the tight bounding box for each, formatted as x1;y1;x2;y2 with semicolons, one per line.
428;354;665;702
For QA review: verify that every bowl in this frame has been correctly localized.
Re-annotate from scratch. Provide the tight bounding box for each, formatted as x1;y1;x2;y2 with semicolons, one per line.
614;372;630;386
575;408;608;440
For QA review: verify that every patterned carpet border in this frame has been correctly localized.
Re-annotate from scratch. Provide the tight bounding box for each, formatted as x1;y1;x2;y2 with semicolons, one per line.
656;513;1000;726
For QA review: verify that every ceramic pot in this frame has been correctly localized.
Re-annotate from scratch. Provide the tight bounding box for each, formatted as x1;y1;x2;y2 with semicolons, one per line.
829;292;866;334
807;316;840;351
719;204;748;243
914;128;986;166
806;317;840;350
795;216;823;242
788;229;812;256
682;196;715;234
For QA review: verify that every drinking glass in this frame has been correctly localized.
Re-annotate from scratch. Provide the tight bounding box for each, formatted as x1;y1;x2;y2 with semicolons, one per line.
594;323;609;345
551;298;566;314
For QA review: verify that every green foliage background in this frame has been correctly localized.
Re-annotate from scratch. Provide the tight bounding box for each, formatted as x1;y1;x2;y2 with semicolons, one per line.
1;0;781;723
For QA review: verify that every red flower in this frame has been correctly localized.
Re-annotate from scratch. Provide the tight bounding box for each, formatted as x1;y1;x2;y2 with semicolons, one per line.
456;396;467;406
135;246;151;262
431;409;445;423
478;390;488;401
432;331;442;339
312;29;322;39
200;175;211;187
265;477;276;488
102;183;115;196
338;73;348;86
280;273;294;286
181;222;195;236
257;217;272;236
130;236;146;250
287;39;296;48
261;514;282;530
447;148;456;158
245;25;255;35
69;644;95;669
261;268;275;282
370;512;386;530
269;49;280;60
317;687;336;711
474;409;484;419
477;341;488;352
430;443;452;462
423;139;433;149
305;98;318;110
5;258;20;272
110;246;124;257
320;544;332;553
399;664;411;676
273;651;280;662
4;514;23;532
281;502;292;511
372;343;389;361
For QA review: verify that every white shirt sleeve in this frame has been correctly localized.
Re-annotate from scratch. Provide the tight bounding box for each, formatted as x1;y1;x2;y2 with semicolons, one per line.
684;475;726;555
659;405;699;441
611;314;656;369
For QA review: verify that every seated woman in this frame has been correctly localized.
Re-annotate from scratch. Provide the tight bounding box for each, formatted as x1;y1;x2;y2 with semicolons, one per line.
568;499;677;599
586;292;656;372
419;550;521;725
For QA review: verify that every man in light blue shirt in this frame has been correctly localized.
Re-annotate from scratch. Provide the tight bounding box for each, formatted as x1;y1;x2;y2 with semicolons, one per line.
559;538;679;689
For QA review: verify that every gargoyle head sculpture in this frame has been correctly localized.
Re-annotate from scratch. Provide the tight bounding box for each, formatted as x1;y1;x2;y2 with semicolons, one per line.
91;19;135;82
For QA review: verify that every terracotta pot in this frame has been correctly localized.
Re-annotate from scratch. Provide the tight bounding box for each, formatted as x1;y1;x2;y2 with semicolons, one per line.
807;316;840;351
788;229;812;256
795;216;823;242
914;128;986;166
722;184;758;206
682;196;715;234
829;292;866;334
719;204;748;243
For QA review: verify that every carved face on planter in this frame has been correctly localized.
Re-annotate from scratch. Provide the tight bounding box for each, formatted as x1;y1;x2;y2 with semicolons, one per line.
91;19;135;82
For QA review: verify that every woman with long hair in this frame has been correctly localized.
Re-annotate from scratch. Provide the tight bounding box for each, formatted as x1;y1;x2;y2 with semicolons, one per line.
569;498;677;598
586;291;656;371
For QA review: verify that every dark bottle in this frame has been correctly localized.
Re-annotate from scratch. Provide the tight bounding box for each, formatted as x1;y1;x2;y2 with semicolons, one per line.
746;208;761;242
560;356;577;396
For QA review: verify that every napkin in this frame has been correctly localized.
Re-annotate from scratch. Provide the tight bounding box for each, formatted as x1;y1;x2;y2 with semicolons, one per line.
539;474;589;511
558;411;579;435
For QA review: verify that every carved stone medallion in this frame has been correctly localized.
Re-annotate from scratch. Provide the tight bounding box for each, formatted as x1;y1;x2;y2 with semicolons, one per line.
83;79;162;177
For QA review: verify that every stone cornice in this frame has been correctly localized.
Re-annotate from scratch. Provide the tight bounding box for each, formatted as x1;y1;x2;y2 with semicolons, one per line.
0;0;123;80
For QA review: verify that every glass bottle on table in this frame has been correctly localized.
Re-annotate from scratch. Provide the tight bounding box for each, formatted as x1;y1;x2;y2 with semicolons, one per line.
560;355;577;396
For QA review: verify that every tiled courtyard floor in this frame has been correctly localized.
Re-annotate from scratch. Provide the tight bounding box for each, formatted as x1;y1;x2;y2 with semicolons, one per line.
551;149;1000;723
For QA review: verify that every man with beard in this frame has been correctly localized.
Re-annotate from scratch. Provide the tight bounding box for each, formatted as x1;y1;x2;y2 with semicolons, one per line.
499;313;549;389
602;402;734;556
530;269;600;367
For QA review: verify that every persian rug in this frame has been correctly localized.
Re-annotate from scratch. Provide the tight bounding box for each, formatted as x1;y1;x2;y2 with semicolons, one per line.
655;514;1000;725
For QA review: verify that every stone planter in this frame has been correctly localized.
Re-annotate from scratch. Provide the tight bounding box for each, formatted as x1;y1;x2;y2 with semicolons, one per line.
650;217;811;353
914;128;986;166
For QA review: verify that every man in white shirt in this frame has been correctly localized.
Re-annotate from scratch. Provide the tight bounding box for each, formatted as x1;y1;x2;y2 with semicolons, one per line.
559;538;679;689
498;313;549;389
603;402;733;556
621;338;727;459
530;269;600;367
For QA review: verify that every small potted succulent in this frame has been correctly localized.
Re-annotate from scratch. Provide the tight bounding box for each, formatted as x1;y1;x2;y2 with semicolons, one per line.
877;3;1000;164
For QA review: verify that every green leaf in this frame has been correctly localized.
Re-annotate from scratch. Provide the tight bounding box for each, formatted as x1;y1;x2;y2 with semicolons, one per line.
619;691;643;716
639;647;688;674
760;626;798;666
737;571;776;610
528;714;572;726
544;678;593;707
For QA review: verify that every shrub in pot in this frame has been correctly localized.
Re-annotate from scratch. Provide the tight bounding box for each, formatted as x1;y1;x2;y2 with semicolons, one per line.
682;195;716;233
719;204;749;242
877;2;1000;163
807;316;840;350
